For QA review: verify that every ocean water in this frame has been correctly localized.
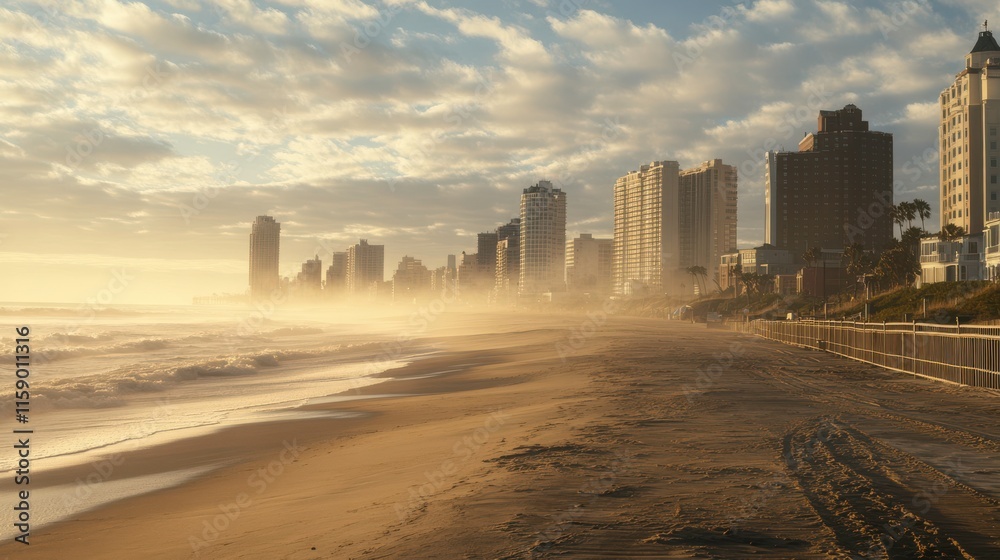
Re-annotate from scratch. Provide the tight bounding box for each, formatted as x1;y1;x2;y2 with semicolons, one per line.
0;303;420;535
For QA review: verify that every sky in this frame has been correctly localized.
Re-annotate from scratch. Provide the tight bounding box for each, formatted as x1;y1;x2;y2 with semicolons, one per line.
0;0;997;304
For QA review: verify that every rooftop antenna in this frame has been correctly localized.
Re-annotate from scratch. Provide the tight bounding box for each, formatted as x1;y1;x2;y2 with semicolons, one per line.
986;19;989;32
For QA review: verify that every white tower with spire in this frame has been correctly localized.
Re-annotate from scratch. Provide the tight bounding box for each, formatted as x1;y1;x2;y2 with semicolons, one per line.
939;23;1000;235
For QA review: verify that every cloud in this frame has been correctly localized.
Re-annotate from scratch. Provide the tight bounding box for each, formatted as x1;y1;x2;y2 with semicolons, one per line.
0;0;991;302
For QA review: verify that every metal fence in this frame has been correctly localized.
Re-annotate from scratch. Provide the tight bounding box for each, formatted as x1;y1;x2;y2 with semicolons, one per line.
729;319;1000;389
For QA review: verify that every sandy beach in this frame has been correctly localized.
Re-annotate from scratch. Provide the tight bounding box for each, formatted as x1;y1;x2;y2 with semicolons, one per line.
4;311;1000;559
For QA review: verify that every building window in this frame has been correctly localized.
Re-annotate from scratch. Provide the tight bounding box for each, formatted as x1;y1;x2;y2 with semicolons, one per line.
993;158;999;168
994;175;998;184
992;127;998;136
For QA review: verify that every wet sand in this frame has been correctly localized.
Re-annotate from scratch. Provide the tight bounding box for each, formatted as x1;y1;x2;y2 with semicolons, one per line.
3;312;999;559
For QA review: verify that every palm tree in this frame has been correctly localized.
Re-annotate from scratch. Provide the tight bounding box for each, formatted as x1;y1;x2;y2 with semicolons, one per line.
901;226;924;248
692;265;708;296
898;201;917;230
875;240;921;288
842;242;871;299
939;223;967;242
685;266;707;296
913;198;931;231
889;204;907;238
802;246;822;267
729;263;743;299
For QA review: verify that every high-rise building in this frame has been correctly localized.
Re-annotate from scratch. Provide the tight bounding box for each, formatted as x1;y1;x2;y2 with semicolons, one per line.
447;254;456;271
495;218;520;295
496;218;520;244
495;239;516;299
519;181;566;294
612;160;681;295
392;256;430;300
346;239;384;295
766;104;893;259
679;159;738;284
296;255;323;295
325;252;347;295
939;27;1000;235
249;215;280;300
566;233;613;293
477;232;499;272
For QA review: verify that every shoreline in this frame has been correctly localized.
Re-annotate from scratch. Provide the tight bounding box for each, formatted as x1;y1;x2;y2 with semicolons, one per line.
0;320;531;555
4;313;999;558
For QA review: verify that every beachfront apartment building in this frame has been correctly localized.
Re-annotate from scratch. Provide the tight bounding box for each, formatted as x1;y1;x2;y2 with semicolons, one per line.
294;255;323;297
612;160;681;295
678;159;738;286
249;215;280;300
566;233;613;293
766;104;893;260
477;232;499;272
987;212;1000;280
519;181;566;295
392;256;430;300
325;252;348;296
495;219;520;297
613;159;736;296
346;239;385;296
939;28;1000;235
919;234;986;283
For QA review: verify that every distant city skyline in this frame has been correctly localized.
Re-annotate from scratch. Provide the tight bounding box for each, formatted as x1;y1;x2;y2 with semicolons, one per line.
2;2;998;303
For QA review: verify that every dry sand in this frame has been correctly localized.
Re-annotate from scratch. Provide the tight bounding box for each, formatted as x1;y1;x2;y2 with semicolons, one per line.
3;312;1000;559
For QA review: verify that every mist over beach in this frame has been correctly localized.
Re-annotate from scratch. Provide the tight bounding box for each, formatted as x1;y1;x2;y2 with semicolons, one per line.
4;0;1000;558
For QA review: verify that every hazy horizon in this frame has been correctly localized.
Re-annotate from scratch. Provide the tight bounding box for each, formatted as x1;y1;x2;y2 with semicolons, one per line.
2;0;994;304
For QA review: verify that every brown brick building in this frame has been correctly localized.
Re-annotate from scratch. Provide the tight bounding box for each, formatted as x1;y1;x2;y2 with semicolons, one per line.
765;104;893;260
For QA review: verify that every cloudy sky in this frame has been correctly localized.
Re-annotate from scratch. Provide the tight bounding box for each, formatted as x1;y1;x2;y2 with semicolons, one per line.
0;0;996;304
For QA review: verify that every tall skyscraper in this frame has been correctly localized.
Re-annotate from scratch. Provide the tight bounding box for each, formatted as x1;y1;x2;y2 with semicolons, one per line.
392;256;430;300
495;218;520;294
566;233;613;293
325;251;347;295
249;215;280;300
519;180;566;294
296;255;323;295
477;232;499;272
613;160;681;295
346;239;384;295
939;27;1000;234
766;104;893;259
678;159;738;284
